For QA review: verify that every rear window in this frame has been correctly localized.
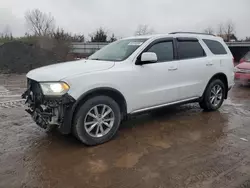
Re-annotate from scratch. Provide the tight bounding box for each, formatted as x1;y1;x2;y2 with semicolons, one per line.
178;41;206;59
203;39;227;55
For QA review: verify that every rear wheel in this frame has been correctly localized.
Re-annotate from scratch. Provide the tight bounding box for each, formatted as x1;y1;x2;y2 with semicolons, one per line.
199;79;225;111
73;96;121;146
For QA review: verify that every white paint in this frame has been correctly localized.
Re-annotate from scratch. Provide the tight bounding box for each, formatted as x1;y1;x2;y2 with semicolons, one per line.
141;52;157;62
26;60;115;81
26;33;234;114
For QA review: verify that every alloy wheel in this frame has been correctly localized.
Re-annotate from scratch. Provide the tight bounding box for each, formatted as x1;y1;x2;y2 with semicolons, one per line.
210;84;223;107
84;104;115;138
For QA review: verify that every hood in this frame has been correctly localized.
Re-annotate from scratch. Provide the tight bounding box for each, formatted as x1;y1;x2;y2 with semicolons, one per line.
236;62;250;70
26;59;115;81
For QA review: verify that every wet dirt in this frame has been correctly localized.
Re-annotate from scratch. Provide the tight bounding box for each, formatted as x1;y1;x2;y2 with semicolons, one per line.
1;74;250;188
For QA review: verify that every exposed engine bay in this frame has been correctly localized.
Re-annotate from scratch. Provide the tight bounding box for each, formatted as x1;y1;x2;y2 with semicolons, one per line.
22;79;75;132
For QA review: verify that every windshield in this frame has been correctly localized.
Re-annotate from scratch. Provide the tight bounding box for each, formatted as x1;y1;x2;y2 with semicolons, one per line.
88;38;148;61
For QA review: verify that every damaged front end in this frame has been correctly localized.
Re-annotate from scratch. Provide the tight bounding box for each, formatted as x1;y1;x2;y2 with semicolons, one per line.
22;78;75;134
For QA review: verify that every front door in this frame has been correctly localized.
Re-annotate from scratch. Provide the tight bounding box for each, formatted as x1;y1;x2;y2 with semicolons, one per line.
129;39;180;112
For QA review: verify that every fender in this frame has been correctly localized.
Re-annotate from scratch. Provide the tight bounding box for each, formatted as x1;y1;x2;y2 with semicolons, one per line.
59;87;127;134
202;72;229;99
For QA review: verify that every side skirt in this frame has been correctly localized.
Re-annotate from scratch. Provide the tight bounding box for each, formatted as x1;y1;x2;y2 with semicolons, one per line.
129;97;201;116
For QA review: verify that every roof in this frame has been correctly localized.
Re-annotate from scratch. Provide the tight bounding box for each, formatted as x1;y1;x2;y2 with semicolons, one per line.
123;32;221;41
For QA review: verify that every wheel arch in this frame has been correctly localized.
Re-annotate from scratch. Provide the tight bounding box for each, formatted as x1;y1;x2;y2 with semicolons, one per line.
203;73;229;99
70;87;127;127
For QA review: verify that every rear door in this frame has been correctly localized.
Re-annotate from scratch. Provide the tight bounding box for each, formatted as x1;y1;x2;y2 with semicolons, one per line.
175;37;208;100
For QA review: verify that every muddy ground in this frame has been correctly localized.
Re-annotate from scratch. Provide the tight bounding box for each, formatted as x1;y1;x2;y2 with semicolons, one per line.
0;74;250;188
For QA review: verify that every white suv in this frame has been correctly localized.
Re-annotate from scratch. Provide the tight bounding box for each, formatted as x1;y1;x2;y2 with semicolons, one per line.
22;32;234;145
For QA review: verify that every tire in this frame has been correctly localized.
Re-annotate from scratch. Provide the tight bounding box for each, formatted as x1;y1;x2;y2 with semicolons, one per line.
73;96;121;146
199;79;226;111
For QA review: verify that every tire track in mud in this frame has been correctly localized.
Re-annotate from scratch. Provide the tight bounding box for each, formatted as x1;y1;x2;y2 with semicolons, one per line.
0;85;8;91
0;99;25;109
0;91;12;96
0;88;22;98
0;85;24;109
0;86;12;97
222;98;250;116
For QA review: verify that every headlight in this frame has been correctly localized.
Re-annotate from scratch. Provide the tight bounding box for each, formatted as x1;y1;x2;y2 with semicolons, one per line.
40;82;70;96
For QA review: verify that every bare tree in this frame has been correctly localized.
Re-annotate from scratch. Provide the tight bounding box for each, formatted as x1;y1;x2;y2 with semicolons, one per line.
203;27;214;35
25;9;55;36
245;37;250;42
2;25;12;38
217;23;224;37
109;33;117;42
135;24;154;36
224;21;236;41
0;25;13;42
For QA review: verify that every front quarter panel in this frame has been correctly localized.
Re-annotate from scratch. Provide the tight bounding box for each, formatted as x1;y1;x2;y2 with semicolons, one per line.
63;73;122;100
62;62;133;111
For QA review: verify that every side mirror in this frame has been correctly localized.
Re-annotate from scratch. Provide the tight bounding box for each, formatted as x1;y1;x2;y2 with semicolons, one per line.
140;52;157;63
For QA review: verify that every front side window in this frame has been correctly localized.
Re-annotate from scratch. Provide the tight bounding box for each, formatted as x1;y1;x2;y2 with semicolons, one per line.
203;39;227;55
178;41;205;60
147;41;174;62
88;38;148;61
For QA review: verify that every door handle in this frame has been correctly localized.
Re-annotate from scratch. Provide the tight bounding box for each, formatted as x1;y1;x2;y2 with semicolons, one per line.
206;62;213;66
168;67;178;71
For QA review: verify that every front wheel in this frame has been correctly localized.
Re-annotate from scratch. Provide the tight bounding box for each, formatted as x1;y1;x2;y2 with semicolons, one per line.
199;79;226;111
73;96;121;146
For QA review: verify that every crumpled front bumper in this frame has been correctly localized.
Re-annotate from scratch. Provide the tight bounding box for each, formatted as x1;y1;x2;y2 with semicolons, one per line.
22;79;76;134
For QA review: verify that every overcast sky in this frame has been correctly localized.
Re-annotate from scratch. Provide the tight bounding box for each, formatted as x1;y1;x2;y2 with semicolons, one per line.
0;0;249;39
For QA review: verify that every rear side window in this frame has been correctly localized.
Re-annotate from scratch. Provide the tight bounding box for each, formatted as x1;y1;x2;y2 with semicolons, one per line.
147;41;174;62
203;39;227;55
177;41;205;60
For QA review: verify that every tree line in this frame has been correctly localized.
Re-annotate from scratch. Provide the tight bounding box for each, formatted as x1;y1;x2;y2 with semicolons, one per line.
1;8;250;44
0;9;117;44
203;21;250;42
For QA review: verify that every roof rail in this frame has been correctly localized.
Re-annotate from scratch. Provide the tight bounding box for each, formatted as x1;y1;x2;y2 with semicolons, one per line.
169;32;216;36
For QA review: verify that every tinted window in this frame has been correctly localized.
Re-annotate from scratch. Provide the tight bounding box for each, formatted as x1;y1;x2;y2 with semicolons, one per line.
147;41;174;62
178;41;205;59
203;39;227;55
